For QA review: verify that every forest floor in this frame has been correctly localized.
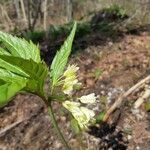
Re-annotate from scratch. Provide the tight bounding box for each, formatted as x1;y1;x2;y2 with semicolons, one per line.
0;29;150;150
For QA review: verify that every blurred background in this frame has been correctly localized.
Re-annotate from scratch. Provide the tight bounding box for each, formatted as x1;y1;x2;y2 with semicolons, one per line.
1;0;150;62
0;0;150;31
0;1;150;150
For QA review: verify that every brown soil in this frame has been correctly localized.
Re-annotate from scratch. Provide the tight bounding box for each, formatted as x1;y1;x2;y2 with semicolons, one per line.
0;31;150;150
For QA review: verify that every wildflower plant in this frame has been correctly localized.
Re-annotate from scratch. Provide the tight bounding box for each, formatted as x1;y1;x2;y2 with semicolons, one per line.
0;22;98;149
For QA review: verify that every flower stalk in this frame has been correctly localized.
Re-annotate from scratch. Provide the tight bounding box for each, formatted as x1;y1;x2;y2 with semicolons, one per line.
48;102;70;150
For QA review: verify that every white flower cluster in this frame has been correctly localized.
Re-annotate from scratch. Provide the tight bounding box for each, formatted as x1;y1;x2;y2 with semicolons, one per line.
62;64;99;130
63;93;98;129
62;64;79;95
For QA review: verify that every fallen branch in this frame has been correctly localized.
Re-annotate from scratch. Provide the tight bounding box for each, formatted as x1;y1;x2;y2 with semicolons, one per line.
134;86;150;109
0;119;23;137
0;105;44;137
103;75;150;122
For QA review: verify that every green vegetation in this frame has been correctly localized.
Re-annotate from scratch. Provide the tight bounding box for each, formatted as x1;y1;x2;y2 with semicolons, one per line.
145;104;150;111
23;30;45;43
92;68;103;80
17;4;128;50
102;4;127;19
0;23;77;149
0;22;100;149
48;21;91;40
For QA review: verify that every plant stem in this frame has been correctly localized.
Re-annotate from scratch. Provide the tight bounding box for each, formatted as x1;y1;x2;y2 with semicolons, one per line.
48;102;70;150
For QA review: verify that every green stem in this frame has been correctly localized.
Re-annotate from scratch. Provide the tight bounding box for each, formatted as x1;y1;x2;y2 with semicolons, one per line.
48;102;70;150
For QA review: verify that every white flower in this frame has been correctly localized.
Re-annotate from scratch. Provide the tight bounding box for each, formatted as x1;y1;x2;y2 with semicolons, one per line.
62;64;79;95
79;107;95;128
63;65;79;77
62;101;81;111
80;107;95;119
62;79;78;95
79;93;98;104
63;85;73;95
62;101;95;129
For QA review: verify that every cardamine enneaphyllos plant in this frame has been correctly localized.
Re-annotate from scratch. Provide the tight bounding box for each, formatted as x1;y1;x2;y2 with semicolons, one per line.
0;22;98;150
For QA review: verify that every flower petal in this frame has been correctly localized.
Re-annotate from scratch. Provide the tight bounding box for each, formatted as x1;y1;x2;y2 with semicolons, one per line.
79;93;98;104
62;101;95;130
63;64;79;77
63;101;81;110
80;107;95;119
62;64;79;95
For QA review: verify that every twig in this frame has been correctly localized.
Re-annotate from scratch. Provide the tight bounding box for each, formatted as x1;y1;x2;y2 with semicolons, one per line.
103;75;150;122
0;119;23;136
134;86;150;109
0;104;44;137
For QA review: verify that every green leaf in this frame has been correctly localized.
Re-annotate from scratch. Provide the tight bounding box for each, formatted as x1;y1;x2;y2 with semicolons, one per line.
48;94;66;102
0;32;48;107
0;68;27;83
50;22;77;86
93;68;103;80
95;112;105;123
0;31;41;62
145;104;150;111
0;47;10;55
70;118;81;134
0;56;28;77
0;79;27;107
0;55;48;96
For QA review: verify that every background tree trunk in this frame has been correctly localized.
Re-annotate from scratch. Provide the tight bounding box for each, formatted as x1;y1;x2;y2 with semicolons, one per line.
20;0;27;24
43;0;47;30
14;0;21;19
66;0;73;22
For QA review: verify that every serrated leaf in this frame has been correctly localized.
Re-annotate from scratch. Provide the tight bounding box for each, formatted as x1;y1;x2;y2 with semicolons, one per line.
0;31;48;107
0;79;27;107
50;22;77;86
0;47;10;55
0;31;41;62
0;68;27;83
0;55;29;77
0;55;48;96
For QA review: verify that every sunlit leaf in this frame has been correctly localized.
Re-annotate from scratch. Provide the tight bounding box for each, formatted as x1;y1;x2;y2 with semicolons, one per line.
0;79;27;107
50;22;77;87
0;68;27;83
0;31;48;107
0;55;48;96
0;31;41;62
0;47;10;55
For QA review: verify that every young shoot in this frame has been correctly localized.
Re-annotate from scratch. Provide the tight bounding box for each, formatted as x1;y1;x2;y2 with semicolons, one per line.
0;22;98;150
